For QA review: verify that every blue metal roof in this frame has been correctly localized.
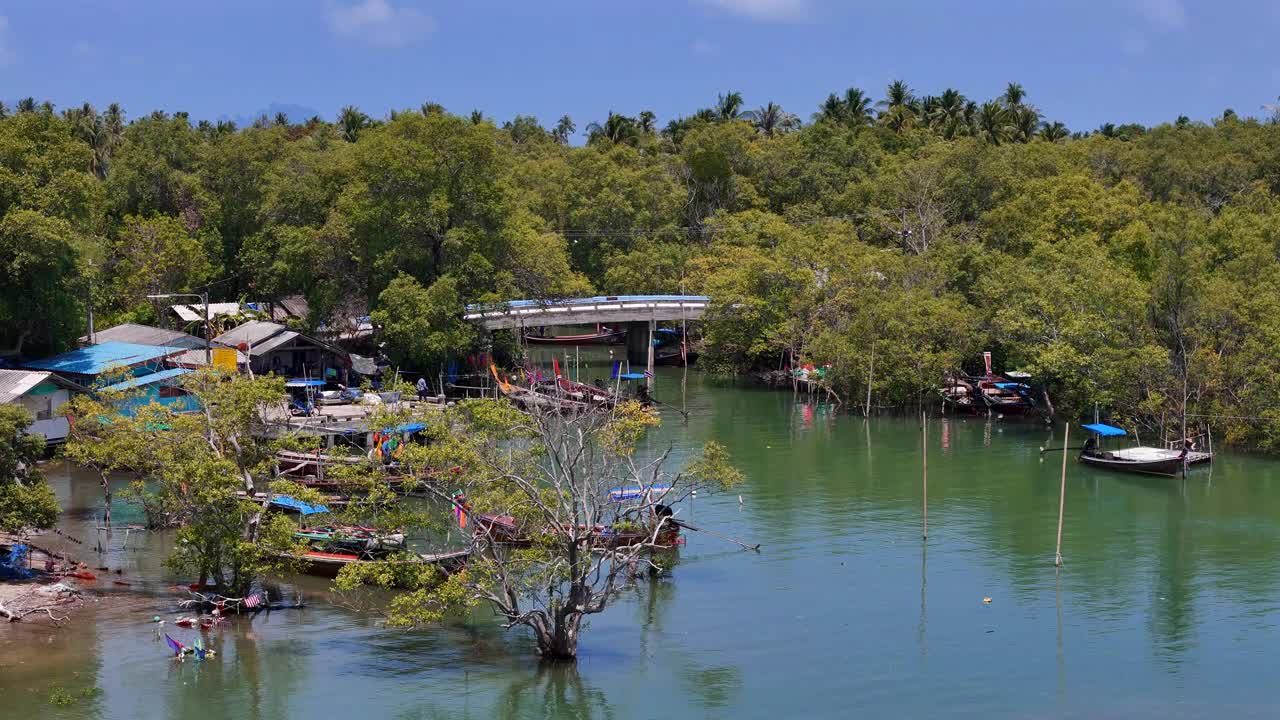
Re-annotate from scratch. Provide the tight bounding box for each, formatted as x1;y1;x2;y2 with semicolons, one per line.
21;341;180;376
466;295;709;311
100;367;192;392
1082;423;1128;437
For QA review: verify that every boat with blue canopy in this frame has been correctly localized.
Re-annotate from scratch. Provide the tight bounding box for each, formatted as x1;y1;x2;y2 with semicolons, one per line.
1079;423;1192;476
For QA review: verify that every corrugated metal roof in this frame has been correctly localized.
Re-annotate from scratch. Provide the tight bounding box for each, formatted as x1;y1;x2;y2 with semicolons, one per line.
0;369;91;404
100;367;192;392
171;303;243;323
19;342;181;376
81;323;207;349
213;320;289;349
0;370;51;404
169;348;249;368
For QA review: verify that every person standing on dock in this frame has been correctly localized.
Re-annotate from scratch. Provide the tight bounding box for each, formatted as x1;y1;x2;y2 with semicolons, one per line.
416;376;428;401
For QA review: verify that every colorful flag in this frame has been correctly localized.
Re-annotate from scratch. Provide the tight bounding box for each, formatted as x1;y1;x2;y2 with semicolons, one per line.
643;369;654;379
165;633;184;657
243;592;262;609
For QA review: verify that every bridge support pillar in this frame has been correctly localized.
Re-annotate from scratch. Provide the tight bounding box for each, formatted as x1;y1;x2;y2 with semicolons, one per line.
625;321;650;367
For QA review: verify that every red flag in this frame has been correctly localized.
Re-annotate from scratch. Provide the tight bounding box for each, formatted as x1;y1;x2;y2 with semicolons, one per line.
552;356;562;380
243;592;262;609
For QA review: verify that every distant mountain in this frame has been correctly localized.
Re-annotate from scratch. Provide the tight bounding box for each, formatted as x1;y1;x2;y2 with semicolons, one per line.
218;102;324;128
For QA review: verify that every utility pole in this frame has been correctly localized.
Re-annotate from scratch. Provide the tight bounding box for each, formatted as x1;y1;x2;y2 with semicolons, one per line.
146;291;213;367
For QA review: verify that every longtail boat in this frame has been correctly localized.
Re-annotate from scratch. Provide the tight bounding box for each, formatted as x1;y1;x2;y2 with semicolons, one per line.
1078;423;1203;476
285;549;470;578
525;326;625;345
490;364;592;414
473;513;681;549
941;353;1037;415
294;525;406;555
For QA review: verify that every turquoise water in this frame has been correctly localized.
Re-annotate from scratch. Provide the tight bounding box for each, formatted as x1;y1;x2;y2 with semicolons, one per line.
3;370;1280;718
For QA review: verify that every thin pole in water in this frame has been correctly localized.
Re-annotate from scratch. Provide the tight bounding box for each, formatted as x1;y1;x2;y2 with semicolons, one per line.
922;410;928;541
1055;424;1070;566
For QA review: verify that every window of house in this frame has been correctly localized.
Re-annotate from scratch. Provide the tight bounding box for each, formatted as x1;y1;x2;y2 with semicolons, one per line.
159;385;188;399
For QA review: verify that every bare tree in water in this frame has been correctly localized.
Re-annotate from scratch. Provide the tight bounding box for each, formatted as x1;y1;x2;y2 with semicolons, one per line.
338;398;742;660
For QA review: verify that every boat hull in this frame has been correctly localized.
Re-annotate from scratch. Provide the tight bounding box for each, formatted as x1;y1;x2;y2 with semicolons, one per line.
525;330;625;346
1079;451;1187;476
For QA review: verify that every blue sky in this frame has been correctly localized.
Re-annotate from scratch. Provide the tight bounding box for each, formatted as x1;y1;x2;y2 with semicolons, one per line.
1;0;1277;140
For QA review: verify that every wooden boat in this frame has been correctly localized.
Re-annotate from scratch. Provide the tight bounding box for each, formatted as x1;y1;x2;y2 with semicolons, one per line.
1078;423;1193;476
473;513;681;549
285;548;470;578
294;525;406;555
942;354;1036;415
525;327;625;345
275;449;365;478
491;365;592;414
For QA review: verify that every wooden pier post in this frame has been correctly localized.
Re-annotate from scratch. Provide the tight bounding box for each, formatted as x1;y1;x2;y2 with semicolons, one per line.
1055;424;1069;566
922;410;928;541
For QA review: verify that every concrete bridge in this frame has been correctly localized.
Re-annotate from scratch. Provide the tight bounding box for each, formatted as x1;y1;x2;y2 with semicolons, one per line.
464;295;709;373
463;295;708;330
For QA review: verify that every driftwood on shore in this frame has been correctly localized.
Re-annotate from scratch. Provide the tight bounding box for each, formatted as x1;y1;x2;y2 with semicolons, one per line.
0;582;83;625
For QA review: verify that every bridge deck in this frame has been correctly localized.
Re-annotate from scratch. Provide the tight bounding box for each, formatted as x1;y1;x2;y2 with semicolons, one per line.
464;295;708;330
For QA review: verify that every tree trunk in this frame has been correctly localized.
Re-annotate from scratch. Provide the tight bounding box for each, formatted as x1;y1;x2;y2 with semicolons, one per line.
536;610;582;661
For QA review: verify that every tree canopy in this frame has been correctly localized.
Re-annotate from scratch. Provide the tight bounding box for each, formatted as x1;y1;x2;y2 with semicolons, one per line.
0;86;1278;445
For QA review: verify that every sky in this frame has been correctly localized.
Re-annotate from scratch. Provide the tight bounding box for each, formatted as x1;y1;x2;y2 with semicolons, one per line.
1;0;1277;140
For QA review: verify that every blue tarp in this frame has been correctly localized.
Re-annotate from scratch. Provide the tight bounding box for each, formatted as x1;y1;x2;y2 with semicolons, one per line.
100;367;192;392
1082;423;1128;437
392;422;426;433
994;382;1028;390
285;379;326;388
619;373;647;380
270;495;329;515
20;341;180;376
0;543;33;579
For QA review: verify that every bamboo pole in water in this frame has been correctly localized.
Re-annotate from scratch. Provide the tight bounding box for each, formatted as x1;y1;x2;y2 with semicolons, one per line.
1055;424;1069;567
922;410;928;541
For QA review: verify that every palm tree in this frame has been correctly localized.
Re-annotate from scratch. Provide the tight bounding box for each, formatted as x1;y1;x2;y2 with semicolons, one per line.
843;88;873;125
934;88;969;139
1002;82;1027;108
552;115;575;144
1096;123;1117;138
638;110;657;134
877;81;917;133
337;105;370;142
16;97;36;113
584;111;640;145
715;91;745;121
816;93;847;123
0;101;7;119
976;101;1012;144
469;110;485;125
273;112;290;127
1038;121;1069;142
748;102;799;136
1012;106;1040;143
877;80;915;113
104;103;124;141
421;102;445;115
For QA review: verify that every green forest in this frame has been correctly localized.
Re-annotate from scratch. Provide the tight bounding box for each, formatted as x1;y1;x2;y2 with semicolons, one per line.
2;84;1280;449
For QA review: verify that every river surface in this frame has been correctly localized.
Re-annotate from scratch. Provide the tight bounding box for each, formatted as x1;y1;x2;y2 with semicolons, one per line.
3;369;1280;719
